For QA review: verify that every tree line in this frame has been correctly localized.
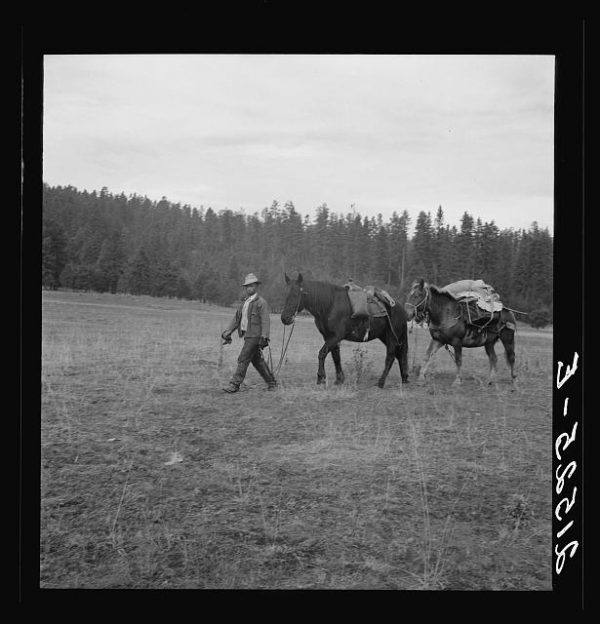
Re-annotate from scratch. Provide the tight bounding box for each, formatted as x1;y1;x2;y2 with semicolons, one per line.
42;184;553;321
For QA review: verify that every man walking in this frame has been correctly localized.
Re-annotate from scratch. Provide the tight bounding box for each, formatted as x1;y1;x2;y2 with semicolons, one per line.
221;273;277;393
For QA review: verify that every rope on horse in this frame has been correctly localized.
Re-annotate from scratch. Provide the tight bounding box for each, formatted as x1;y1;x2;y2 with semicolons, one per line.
270;292;303;380
503;305;529;315
410;320;419;369
444;344;457;363
382;305;405;351
272;321;296;378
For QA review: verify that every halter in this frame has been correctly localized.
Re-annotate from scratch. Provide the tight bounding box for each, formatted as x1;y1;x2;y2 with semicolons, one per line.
289;286;304;321
406;285;430;324
274;286;304;378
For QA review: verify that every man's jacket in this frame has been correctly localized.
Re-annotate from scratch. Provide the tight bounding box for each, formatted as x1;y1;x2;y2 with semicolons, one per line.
225;295;271;339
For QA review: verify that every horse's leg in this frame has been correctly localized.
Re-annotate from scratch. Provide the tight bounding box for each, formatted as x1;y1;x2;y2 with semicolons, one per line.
377;340;396;388
418;339;443;382
317;342;329;384
330;344;345;385
317;336;342;385
397;338;409;384
499;329;517;384
451;345;463;386
484;339;498;385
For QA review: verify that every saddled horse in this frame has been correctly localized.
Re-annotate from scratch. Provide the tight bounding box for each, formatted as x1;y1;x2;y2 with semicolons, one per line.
281;273;409;387
404;279;517;385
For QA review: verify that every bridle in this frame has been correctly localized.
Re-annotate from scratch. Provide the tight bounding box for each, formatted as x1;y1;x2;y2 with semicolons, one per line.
406;285;430;324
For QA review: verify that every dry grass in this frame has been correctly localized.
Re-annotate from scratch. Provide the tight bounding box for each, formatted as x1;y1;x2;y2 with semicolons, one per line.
40;290;552;590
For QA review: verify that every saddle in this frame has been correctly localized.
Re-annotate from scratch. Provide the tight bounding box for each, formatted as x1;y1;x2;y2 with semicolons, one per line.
344;281;395;319
441;279;504;328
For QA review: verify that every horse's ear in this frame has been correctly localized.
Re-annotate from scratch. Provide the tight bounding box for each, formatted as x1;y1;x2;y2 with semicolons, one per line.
419;278;425;288
297;273;303;285
284;273;290;285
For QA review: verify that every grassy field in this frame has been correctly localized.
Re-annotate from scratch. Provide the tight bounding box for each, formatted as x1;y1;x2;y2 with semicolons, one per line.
40;290;552;590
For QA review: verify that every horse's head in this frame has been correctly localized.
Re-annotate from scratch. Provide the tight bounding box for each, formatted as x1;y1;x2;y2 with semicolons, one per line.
404;278;429;323
281;273;305;325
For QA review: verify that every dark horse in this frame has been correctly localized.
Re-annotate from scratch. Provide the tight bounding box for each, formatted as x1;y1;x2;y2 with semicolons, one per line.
281;274;409;387
404;279;517;385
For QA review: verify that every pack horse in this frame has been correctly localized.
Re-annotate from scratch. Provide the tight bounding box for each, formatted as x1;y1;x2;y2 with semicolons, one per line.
281;274;409;388
404;278;518;386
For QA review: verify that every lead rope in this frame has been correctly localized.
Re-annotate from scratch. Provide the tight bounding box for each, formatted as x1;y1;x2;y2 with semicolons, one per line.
383;305;403;347
409;287;431;369
273;321;296;378
272;289;303;379
410;320;419;369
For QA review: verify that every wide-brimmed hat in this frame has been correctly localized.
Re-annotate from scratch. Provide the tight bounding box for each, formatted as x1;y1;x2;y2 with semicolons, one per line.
242;273;261;286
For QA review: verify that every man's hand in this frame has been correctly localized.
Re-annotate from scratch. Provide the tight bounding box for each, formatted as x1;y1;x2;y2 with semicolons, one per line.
259;337;269;349
221;331;232;345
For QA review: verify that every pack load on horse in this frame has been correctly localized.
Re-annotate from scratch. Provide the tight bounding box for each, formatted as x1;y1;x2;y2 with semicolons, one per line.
281;274;409;388
405;278;518;386
440;279;516;331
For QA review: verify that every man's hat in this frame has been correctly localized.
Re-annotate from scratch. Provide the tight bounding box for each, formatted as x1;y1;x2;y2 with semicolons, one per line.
242;273;261;286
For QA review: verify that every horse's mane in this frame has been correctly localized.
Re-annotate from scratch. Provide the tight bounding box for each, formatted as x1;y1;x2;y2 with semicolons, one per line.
429;283;455;301
302;280;347;318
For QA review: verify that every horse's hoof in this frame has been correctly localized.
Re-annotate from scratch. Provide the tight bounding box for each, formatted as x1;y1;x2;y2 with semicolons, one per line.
402;377;409;384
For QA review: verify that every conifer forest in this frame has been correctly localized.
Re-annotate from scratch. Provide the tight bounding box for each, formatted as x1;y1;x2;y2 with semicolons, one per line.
42;184;553;321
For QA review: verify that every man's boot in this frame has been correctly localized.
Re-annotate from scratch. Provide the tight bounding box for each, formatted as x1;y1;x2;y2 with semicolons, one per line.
255;359;277;390
222;382;240;393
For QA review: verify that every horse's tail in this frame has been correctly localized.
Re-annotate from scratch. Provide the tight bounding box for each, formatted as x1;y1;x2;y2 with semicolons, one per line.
499;307;518;332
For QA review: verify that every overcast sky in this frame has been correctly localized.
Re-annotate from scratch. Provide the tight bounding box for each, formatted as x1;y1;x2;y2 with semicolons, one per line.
43;54;555;233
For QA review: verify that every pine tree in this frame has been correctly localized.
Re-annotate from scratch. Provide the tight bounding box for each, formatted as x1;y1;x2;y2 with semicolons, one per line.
40;184;553;311
477;221;500;284
389;210;410;291
527;222;553;308
456;212;475;279
124;248;152;295
280;201;304;273
95;232;125;293
151;259;180;298
347;210;363;281
411;211;434;283
373;222;390;285
491;229;516;300
42;218;67;289
431;206;445;284
513;229;532;310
